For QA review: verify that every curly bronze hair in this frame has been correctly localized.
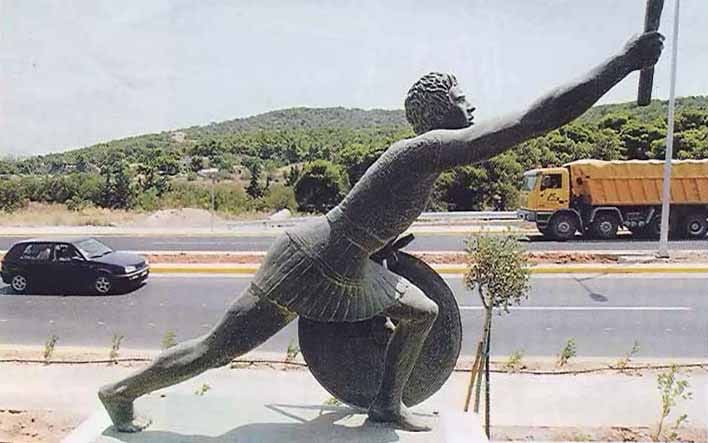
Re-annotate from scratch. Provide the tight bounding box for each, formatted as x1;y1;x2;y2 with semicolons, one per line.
404;72;458;135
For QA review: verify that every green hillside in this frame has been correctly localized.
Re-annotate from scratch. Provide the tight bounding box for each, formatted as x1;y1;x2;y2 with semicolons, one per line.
1;97;706;214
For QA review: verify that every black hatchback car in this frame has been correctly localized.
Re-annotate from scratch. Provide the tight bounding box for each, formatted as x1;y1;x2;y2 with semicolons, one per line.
1;237;149;295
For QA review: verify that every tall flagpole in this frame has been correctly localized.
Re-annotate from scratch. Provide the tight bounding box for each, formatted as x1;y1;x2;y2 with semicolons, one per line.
658;0;681;258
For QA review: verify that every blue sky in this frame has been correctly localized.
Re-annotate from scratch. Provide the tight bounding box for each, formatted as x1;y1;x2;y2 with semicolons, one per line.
1;0;706;156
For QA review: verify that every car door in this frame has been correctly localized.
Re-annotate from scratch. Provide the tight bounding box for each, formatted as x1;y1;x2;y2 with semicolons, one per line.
21;243;55;292
68;245;93;292
537;172;568;211
50;244;77;293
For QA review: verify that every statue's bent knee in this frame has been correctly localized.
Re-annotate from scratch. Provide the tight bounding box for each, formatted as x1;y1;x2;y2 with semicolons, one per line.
418;298;439;324
406;286;439;324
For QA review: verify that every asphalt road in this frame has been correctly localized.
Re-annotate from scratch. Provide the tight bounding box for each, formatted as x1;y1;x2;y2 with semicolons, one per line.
1;274;705;358
1;233;706;253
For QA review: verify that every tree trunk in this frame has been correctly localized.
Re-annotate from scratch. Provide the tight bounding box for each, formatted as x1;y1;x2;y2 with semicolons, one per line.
484;317;492;438
474;308;492;414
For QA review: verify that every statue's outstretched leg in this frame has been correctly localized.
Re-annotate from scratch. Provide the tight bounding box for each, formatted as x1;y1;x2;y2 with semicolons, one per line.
368;284;439;432
98;287;295;432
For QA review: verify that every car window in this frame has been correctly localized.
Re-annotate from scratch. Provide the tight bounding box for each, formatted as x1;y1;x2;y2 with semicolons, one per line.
19;243;54;262
54;244;80;262
75;238;113;259
6;244;27;260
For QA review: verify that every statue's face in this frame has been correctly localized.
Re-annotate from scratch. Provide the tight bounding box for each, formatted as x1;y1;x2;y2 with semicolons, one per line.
443;85;476;130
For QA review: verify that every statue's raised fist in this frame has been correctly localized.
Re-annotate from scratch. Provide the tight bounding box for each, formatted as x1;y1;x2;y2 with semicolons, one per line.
623;31;665;71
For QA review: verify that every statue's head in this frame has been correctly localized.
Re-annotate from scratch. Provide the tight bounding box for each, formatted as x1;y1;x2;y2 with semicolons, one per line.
404;72;476;135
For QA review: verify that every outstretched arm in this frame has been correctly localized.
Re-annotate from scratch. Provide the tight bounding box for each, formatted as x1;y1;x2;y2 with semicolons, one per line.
433;32;664;171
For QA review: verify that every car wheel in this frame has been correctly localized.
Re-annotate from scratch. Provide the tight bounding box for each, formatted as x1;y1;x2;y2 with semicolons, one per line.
683;213;708;239
94;275;113;295
549;213;578;241
10;274;28;294
590;213;619;240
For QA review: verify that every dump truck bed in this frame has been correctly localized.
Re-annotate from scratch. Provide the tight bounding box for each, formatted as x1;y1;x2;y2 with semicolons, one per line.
566;159;708;206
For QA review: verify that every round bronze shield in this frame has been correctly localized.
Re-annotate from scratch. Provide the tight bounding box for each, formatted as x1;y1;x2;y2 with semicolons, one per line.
298;251;462;409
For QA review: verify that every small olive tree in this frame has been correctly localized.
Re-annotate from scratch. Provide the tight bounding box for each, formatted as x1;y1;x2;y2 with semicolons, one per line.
463;233;530;437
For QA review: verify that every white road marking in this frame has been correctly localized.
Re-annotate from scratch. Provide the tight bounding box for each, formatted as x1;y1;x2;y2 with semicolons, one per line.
526;274;708;280
458;306;692;311
150;273;253;279
152;241;223;245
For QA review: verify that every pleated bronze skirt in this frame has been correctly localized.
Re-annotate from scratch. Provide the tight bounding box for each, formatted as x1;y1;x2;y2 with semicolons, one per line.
250;220;408;322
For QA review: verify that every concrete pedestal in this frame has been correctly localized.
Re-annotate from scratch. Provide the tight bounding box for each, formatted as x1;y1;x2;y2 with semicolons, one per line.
65;393;487;443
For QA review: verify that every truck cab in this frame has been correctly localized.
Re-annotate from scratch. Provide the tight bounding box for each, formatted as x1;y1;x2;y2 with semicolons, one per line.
518;167;574;237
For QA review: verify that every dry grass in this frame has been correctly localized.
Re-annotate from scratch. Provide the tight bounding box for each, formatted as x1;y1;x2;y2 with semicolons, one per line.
0;202;290;228
0;202;142;227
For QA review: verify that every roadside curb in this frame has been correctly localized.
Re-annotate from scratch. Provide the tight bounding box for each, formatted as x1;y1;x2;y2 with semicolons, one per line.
2;345;705;373
147;263;708;275
0;226;536;237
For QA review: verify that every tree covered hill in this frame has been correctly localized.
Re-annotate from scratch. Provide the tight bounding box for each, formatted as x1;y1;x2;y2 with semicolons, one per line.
190;107;408;135
578;95;708;125
1;97;706;214
2;97;706;176
1;107;410;176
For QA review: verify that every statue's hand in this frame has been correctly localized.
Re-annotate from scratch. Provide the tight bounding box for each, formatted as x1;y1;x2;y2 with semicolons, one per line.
622;31;665;71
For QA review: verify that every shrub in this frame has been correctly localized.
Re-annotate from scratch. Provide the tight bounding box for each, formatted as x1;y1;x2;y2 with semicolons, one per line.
135;189;161;211
463;233;530;435
261;184;296;212
161;330;177;350
557;338;577;368
66;196;91;211
294;160;349;214
654;366;692;441
43;334;59;364
503;350;525;373
286;339;300;362
109;334;124;364
0;179;27;212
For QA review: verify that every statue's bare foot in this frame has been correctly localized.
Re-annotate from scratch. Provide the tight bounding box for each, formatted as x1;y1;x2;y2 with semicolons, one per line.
113;416;152;433
98;386;152;433
368;402;431;432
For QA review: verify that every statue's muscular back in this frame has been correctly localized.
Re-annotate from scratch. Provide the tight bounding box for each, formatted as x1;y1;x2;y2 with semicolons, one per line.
333;136;440;252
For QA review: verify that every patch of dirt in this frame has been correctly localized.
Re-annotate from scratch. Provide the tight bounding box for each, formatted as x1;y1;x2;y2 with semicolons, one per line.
129;208;230;229
146;252;266;264
0;409;83;443
527;251;619;264
492;425;707;442
143;250;708;265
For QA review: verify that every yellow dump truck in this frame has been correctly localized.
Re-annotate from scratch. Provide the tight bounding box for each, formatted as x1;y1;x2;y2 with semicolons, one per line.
517;159;708;240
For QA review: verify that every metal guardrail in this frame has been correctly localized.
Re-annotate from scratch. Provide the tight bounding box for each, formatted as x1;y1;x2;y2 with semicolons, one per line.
226;211;518;230
418;211;517;220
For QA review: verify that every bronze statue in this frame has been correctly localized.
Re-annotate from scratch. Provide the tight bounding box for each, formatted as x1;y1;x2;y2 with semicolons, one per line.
99;31;663;433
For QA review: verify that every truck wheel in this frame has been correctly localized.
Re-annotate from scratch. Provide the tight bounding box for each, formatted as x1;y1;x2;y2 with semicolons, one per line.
549;213;578;241
537;225;551;237
644;218;662;239
683;213;708;239
590;213;619;240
